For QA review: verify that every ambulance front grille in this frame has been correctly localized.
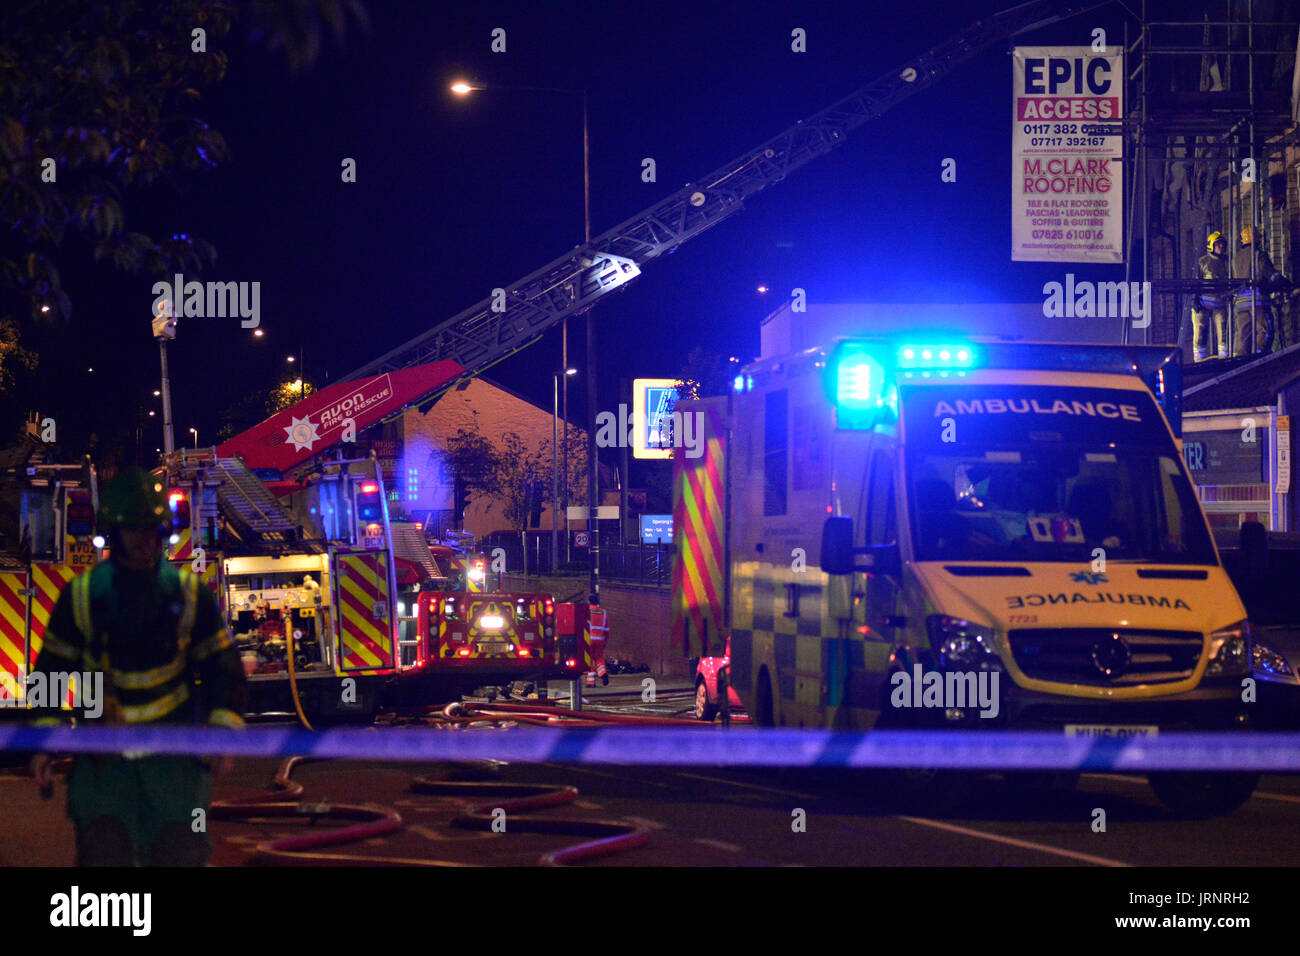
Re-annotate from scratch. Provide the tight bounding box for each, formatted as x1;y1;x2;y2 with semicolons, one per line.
1007;628;1204;686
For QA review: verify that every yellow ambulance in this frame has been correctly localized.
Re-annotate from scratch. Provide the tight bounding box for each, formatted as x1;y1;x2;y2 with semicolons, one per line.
700;338;1295;816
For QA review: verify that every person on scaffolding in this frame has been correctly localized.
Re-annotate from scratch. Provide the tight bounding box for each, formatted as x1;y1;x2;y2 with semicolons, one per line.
27;469;246;866
1232;225;1290;357
1191;231;1230;362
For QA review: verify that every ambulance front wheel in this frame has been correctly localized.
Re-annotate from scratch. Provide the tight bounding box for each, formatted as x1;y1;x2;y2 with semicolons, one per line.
1147;772;1259;818
694;678;718;722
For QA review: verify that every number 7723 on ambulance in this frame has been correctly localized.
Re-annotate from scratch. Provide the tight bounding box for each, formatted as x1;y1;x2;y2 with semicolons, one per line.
674;339;1299;815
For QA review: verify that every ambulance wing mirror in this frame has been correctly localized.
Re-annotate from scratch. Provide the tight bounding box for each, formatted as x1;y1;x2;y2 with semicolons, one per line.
821;517;856;574
821;516;901;576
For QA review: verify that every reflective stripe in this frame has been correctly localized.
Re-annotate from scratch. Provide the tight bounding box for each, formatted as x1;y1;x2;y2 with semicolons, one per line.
191;628;232;662
113;653;186;691
177;569;199;645
71;573;93;644
120;682;190;723
38;630;80;663
208;707;245;730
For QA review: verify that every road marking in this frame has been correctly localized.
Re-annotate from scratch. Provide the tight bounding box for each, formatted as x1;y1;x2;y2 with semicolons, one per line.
1246;789;1300;804
621;815;668;831
1082;773;1145;785
895;816;1130;867
554;764;682;791
409;825;492;842
1084;772;1300;805
675;771;819;801
693;838;742;853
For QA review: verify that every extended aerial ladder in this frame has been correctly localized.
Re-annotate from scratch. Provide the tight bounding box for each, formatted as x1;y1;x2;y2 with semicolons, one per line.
219;0;1110;474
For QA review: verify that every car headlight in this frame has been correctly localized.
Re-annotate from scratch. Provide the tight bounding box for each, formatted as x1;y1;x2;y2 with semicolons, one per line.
926;615;1001;670
1206;621;1251;677
1251;638;1295;680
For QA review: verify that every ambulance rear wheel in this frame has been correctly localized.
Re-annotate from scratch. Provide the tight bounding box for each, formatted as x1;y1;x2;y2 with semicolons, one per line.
1147;772;1259;818
694;679;718;722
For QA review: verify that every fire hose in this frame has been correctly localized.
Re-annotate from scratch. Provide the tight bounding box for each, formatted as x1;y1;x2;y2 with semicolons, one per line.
210;752;650;865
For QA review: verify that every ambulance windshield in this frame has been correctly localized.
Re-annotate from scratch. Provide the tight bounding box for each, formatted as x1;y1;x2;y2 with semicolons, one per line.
901;384;1216;565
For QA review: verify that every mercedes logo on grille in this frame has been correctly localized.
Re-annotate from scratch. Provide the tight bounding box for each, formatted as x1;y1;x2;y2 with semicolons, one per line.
1091;633;1131;679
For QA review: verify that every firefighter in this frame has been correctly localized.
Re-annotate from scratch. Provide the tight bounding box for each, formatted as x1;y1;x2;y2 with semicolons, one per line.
1192;231;1230;361
1232;225;1287;356
28;469;247;866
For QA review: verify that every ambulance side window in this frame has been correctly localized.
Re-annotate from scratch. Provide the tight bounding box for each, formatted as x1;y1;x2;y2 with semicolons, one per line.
764;390;788;516
866;451;897;546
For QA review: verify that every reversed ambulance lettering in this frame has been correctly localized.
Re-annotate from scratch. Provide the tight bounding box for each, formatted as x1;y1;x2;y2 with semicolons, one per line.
1007;592;1191;610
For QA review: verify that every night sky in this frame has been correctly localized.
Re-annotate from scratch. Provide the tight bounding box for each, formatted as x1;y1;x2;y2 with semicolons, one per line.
25;0;1141;463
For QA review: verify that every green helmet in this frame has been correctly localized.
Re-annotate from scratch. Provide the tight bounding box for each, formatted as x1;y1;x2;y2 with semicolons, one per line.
98;468;169;529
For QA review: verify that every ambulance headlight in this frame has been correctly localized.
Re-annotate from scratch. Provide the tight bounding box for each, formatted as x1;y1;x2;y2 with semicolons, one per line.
1250;636;1296;683
1206;622;1251;677
926;615;1001;670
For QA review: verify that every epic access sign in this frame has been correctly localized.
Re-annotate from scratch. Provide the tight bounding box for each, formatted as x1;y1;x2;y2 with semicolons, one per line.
1012;46;1123;264
217;361;463;473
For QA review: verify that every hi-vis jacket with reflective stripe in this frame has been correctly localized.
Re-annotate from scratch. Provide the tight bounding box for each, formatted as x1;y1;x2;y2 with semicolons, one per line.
29;559;247;728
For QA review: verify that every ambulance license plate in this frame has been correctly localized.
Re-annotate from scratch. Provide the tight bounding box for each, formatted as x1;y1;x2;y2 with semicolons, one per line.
1064;724;1159;738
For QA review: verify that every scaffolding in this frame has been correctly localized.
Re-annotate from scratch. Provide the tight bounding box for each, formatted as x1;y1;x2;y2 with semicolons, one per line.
1125;0;1300;360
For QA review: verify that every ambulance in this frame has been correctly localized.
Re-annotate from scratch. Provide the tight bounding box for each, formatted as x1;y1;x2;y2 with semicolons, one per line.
675;338;1296;815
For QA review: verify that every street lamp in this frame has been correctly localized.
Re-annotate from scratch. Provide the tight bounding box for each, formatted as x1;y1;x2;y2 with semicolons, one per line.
189;427;198;450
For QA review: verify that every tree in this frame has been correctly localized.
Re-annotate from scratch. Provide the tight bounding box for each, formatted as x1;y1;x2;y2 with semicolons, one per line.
442;422;588;575
0;0;368;403
267;377;317;414
214;376;317;440
441;424;501;528
673;346;740;401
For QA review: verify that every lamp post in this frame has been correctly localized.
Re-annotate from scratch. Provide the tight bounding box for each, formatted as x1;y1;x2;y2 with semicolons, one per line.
189;427;198;450
151;297;177;459
551;368;577;571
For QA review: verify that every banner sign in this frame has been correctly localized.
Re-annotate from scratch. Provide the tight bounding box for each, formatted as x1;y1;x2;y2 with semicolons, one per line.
1013;46;1123;263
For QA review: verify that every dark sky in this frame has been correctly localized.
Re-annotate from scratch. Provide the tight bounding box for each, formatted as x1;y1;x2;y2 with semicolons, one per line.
30;0;1143;463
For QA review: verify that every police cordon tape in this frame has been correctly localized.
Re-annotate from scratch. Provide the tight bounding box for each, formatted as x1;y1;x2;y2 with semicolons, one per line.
4;725;1300;771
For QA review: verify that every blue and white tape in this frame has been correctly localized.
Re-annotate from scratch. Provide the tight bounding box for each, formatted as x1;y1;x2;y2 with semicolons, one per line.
3;725;1300;771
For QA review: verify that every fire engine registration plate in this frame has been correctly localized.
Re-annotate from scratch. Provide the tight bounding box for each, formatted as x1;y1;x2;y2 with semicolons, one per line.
1064;724;1159;738
477;641;508;656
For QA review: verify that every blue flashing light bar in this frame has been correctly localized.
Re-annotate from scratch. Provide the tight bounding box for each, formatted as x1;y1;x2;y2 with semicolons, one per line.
895;343;975;370
826;338;1183;436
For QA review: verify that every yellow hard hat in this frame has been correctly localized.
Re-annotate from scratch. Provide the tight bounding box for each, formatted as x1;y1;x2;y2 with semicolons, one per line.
1207;231;1223;250
1240;225;1253;244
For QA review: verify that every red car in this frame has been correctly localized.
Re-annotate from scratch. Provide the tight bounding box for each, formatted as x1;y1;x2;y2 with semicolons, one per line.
693;636;744;721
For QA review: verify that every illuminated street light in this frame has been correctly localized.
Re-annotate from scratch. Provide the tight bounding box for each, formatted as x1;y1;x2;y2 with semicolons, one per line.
450;81;479;95
253;328;265;338
757;285;770;294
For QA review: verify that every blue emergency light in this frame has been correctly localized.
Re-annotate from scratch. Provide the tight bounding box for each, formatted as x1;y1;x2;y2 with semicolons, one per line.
829;339;975;429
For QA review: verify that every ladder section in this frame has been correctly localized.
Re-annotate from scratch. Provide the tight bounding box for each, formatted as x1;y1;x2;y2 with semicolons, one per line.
213;458;298;541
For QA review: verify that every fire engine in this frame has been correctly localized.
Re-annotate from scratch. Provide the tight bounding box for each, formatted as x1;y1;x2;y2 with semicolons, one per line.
160;443;605;721
0;449;98;712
